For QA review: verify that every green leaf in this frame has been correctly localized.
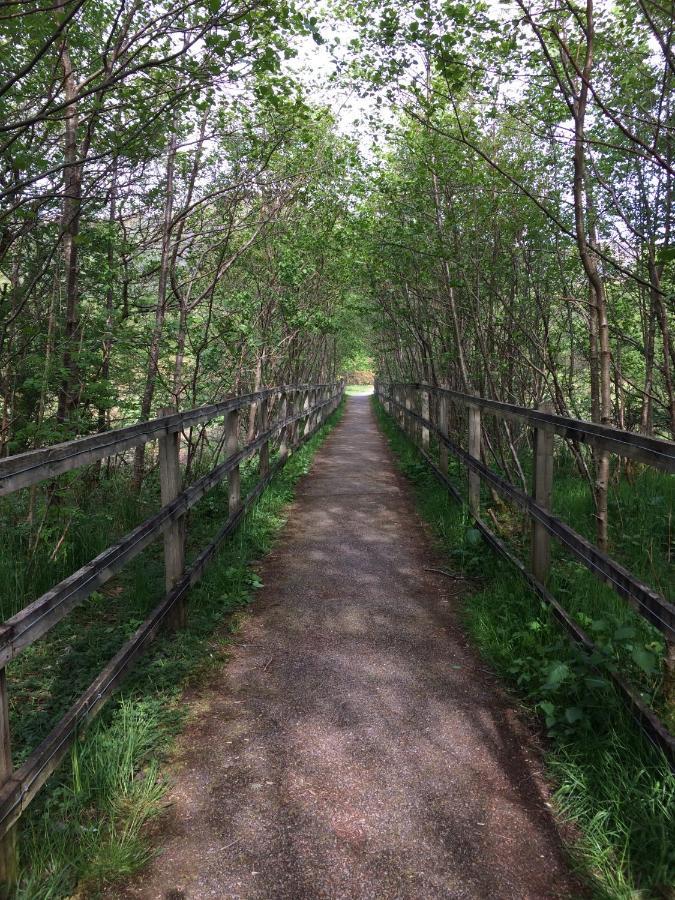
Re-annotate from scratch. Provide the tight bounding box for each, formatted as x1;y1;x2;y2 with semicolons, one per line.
613;625;635;641
465;528;482;547
656;247;675;264
543;661;569;690
631;646;656;675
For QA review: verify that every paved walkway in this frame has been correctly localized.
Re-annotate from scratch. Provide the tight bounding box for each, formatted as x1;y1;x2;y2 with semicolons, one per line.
115;396;578;899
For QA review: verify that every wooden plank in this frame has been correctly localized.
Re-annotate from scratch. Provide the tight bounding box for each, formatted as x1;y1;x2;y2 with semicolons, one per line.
421;389;429;448
405;388;413;440
302;390;311;439
278;393;289;461
158;407;186;630
386;382;675;473
226;407;241;515
0;670;16;890
468;399;481;516
0;383;338;497
531;402;554;584
258;395;270;480
438;389;449;476
0;392;263;497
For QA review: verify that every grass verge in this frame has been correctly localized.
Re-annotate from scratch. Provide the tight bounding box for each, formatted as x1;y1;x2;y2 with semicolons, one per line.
373;397;674;900
9;401;344;899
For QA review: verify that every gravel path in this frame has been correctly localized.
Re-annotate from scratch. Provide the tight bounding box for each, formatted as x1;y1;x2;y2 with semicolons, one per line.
111;395;580;899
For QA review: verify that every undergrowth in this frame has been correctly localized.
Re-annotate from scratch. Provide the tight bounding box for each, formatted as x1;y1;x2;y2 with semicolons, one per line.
373;398;674;900
5;401;344;899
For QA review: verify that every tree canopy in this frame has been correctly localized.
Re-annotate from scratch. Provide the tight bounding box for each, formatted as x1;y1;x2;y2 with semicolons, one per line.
0;0;673;461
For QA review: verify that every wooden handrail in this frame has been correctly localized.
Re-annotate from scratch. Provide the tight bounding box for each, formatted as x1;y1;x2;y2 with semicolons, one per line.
387;381;675;473
0;383;337;496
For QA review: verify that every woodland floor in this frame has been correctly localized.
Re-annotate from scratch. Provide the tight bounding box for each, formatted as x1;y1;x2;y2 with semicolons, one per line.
105;396;583;899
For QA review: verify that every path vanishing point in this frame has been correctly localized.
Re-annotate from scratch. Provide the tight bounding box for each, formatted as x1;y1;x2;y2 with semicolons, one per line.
112;395;580;900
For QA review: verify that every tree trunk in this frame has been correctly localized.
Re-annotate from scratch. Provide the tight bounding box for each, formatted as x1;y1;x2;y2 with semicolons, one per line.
570;1;611;550
99;156;118;435
132;129;178;490
56;29;82;426
648;254;675;437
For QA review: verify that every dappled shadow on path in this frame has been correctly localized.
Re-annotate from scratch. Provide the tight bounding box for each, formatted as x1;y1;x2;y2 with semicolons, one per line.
111;396;580;900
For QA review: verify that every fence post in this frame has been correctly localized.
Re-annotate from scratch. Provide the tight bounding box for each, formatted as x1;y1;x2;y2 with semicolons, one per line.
438;388;449;476
302;389;312;438
320;385;327;423
289;390;299;448
0;669;17;892
158;407;186;629
278;391;289;461
258;393;269;480
468;397;481;517
317;386;325;428
531;401;555;584
404;387;412;440
225;407;241;515
412;388;419;444
295;389;305;446
421;388;430;449
666;646;675;710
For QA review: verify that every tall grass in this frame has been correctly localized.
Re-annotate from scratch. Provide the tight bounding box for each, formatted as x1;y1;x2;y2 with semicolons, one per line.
2;402;344;898
373;398;674;899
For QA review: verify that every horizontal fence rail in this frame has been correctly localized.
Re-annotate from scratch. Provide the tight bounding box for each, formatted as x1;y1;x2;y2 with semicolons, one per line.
0;380;344;885
375;380;674;767
397;382;675;473
0;383;336;497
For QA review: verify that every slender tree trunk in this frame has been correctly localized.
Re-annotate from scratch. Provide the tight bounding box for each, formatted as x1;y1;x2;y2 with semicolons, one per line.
431;172;470;389
99;156;118;434
569;1;610;549
648;254;675;436
132;129;178;490
172;301;188;407
56;29;82;426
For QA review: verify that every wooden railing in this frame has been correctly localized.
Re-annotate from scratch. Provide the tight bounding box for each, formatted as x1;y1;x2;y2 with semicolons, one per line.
375;380;674;766
0;380;344;886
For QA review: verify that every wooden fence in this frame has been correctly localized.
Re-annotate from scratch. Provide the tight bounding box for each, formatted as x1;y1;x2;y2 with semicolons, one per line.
375;380;674;767
0;380;344;886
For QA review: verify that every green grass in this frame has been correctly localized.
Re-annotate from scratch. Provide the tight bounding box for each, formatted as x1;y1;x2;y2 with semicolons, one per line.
344;384;374;396
373;398;674;899
1;402;344;898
